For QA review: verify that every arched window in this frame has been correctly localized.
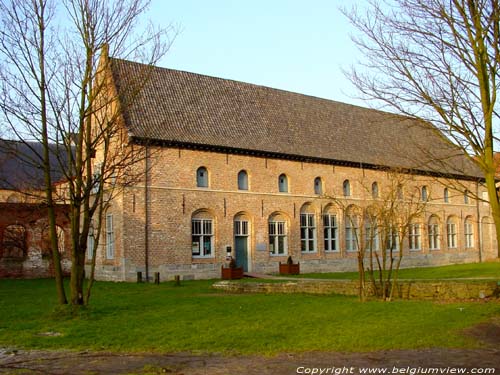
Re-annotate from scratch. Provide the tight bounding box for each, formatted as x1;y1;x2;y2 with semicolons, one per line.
446;216;457;248
192;210;214;257
428;216;440;250
421;186;428;201
237;170;248;190
371;182;379;199
2;224;26;259
196;167;208;188
343;179;351;197
269;213;287;255
314;177;323;195
300;204;317;252
464;190;470;204
464;217;474;248
278;174;288;193
444;188;449;203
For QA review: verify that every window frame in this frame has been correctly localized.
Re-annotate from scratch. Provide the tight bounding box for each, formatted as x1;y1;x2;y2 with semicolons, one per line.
323;214;338;252
278;174;289;193
447;220;457;249
237;170;248;191
269;218;288;256
428;217;440;250
343;180;351;197
300;213;317;253
345;214;359;252
191;218;214;258
196;167;209;188
106;214;114;259
464;218;474;248
409;223;421;251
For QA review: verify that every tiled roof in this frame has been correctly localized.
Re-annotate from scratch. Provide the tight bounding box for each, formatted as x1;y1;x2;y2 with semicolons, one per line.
110;58;481;179
0;140;68;190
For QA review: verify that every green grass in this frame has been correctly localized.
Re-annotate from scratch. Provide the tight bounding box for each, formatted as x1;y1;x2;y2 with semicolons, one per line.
0;278;499;355
294;261;500;280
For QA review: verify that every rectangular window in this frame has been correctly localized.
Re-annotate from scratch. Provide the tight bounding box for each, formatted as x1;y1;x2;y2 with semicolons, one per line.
345;216;359;252
409;224;421;250
323;214;338;252
428;224;440;250
235;220;249;236
87;232;94;260
386;227;399;252
192;219;213;257
465;222;474;248
106;214;114;259
365;222;379;251
447;223;457;248
300;213;316;252
269;221;287;255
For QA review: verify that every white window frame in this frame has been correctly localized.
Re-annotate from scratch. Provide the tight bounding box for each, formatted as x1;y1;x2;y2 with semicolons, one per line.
323;214;338;252
269;220;287;255
192;218;214;258
300;213;317;253
106;214;114;259
447;222;457;249
464;220;474;248
428;221;440;250
364;220;379;251
237;170;248;191
345;215;359;252
386;226;399;252
409;223;421;251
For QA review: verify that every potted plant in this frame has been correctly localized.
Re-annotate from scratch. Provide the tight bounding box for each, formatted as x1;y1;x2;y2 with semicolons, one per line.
279;256;300;275
221;257;244;280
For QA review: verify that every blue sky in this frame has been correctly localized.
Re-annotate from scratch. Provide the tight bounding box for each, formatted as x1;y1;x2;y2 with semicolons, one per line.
148;0;364;106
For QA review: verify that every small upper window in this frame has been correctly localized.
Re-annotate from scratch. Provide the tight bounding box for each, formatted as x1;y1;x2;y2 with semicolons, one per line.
197;167;208;188
278;174;288;193
343;179;351;197
464;190;469;204
421;186;428;201
314;177;323;195
444;188;449;203
238;170;248;190
372;182;379;199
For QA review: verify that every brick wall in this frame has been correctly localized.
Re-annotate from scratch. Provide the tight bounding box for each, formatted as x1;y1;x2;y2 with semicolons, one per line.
92;146;497;281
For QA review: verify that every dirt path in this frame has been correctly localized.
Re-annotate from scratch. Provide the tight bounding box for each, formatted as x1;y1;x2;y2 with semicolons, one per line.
1;348;499;375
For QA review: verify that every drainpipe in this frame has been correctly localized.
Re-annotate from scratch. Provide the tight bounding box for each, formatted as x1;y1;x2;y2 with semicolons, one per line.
145;145;150;281
475;180;482;263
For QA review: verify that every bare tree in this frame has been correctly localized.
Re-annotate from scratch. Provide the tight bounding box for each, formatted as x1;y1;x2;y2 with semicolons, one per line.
0;0;176;305
327;170;427;301
342;0;500;257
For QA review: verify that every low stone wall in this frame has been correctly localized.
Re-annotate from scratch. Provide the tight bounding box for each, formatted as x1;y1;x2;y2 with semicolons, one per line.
212;279;500;300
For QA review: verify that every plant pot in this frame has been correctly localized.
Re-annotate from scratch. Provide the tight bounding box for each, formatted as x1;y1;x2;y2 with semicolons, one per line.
279;262;300;275
221;265;244;280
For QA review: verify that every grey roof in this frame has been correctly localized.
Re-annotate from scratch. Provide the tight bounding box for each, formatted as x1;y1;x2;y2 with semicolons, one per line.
110;58;481;179
0;140;69;190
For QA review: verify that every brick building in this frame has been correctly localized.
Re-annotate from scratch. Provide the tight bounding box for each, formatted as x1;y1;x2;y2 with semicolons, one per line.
0;141;71;278
89;55;497;281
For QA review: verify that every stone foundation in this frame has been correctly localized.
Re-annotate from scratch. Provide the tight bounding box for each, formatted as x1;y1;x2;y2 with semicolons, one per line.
212;279;500;300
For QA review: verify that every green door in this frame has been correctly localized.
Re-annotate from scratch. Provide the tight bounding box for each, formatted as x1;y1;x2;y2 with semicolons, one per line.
235;236;248;272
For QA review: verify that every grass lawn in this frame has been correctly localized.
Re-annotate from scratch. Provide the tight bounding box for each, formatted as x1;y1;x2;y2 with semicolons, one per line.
0;278;499;355
294;261;500;280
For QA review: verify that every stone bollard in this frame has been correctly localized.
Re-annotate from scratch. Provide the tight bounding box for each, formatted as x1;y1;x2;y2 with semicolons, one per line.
174;275;181;286
137;271;142;283
154;272;160;285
